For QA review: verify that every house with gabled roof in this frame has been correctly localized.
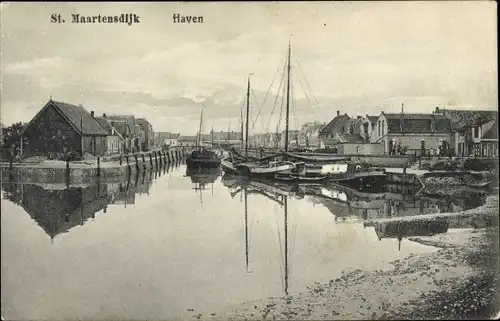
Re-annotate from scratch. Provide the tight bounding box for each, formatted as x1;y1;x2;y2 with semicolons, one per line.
136;118;155;151
102;114;141;153
437;107;498;157
94;116;124;155
21;99;108;158
318;111;384;154
372;107;452;155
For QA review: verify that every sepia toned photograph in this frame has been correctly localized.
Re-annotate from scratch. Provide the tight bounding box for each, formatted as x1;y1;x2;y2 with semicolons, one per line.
1;2;499;320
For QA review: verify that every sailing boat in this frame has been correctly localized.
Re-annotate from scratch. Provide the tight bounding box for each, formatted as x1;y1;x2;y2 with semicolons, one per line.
186;104;221;169
228;46;301;177
221;73;297;176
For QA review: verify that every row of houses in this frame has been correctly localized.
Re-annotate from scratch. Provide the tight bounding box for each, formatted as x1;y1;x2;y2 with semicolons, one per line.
156;131;244;148
317;106;498;157
20;99;156;158
183;106;497;157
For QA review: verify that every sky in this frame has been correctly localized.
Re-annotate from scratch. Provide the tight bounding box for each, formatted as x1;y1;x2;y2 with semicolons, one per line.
1;1;497;135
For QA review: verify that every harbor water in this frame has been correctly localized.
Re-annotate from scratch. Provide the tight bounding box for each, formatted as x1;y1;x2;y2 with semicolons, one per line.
1;163;489;320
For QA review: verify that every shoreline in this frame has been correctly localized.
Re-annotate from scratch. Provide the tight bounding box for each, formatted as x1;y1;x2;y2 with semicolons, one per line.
0;149;186;184
207;196;499;320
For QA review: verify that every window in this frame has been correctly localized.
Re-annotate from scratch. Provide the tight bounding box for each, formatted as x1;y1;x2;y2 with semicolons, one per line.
378;121;381;137
382;120;385;135
473;127;480;138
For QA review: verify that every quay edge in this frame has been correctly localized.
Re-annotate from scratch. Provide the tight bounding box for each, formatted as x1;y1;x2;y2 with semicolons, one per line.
0;149;187;184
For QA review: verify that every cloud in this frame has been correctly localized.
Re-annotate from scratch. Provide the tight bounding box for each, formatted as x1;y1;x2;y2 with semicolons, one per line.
0;2;497;134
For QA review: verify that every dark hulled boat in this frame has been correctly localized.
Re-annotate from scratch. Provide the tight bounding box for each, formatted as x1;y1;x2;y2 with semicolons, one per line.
186;104;221;170
186;149;221;169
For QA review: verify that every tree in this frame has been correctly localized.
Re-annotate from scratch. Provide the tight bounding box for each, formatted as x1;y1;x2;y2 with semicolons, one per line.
2;122;25;148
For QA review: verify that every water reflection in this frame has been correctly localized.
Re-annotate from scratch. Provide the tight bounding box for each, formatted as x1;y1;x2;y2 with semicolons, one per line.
0;163;492;320
227;177;292;295
221;173;490;268
221;174;487;222
185;167;222;206
1;162;182;241
372;220;449;251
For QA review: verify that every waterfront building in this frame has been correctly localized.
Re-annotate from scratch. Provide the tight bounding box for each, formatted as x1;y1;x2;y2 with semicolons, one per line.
438;107;498;157
22;100;108;158
95;115;124;155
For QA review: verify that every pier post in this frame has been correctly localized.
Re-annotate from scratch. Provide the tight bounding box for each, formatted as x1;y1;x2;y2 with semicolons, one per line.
119;155;122;166
126;155;131;173
149;153;153;168
167;151;172;163
402;165;407;185
134;154;140;171
66;158;70;182
154;152;158;169
97;156;101;177
159;151;163;167
142;154;146;170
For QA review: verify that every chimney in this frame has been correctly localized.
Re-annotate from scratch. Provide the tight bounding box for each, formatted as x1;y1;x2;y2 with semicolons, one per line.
103;113;107;118
337;110;340;116
90;111;94;117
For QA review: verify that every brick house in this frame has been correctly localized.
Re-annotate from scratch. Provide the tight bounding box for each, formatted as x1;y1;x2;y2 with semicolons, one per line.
438;107;498;157
22;100;108;158
104;115;139;153
370;112;452;155
95;115;124;155
318;110;351;142
136;118;155;151
318;111;383;154
360;115;378;142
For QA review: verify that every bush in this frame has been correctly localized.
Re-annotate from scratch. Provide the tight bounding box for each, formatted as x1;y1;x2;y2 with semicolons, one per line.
464;158;491;171
430;160;458;171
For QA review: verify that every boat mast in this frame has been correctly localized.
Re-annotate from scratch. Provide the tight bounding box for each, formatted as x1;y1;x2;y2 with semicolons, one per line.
284;196;289;295
284;36;292;152
240;108;244;149
211;126;214;147
197;105;204;151
245;74;251;156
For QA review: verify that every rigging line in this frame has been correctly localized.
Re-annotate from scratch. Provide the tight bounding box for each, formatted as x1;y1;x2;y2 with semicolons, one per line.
250;89;266;133
266;55;288;133
290;71;300;141
291;69;298;130
250;53;287;132
277;53;288;137
277;79;286;140
295;69;316;117
295;57;319;105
